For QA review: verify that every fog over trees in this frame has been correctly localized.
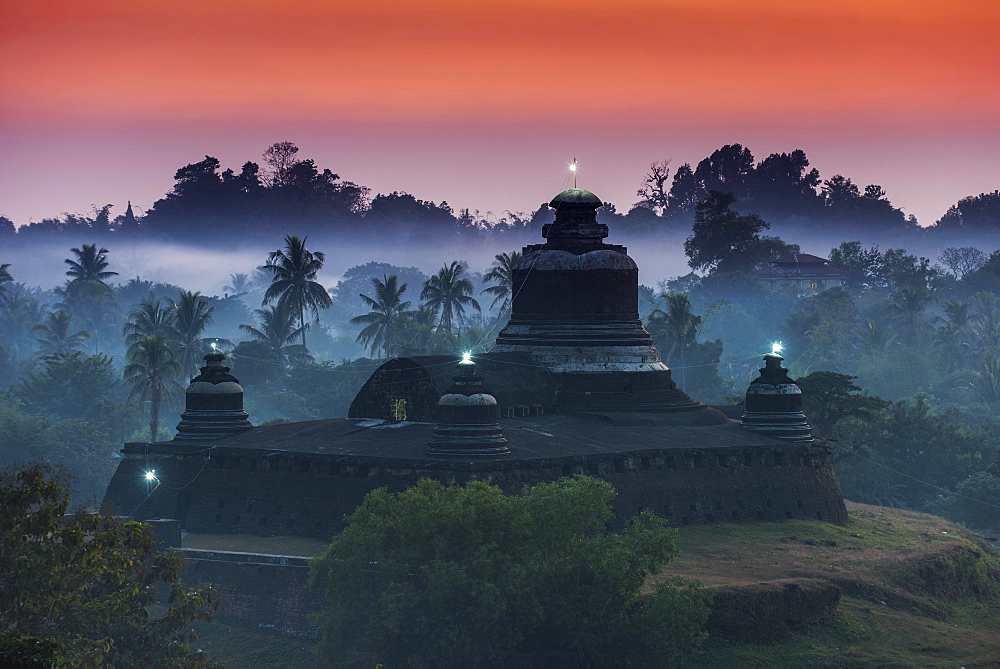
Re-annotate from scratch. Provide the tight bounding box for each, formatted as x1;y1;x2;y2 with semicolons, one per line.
1;140;998;525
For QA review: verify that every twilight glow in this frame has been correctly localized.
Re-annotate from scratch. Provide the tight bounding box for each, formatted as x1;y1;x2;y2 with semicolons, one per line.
1;0;998;224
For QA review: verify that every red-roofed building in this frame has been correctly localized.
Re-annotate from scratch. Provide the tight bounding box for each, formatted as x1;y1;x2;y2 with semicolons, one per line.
756;253;848;294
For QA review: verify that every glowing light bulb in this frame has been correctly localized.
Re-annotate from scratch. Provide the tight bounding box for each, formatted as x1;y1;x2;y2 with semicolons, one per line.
144;470;157;481
460;351;473;365
569;163;577;172
771;341;783;355
211;341;218;351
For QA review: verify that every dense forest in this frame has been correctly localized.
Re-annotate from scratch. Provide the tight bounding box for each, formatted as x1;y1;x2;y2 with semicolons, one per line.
3;142;1000;246
1;143;998;529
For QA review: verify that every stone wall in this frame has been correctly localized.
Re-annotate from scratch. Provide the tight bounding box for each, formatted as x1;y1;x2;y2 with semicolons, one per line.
182;549;321;638
106;442;847;538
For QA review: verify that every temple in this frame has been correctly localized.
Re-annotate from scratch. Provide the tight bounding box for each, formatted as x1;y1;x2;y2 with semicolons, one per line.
103;188;848;538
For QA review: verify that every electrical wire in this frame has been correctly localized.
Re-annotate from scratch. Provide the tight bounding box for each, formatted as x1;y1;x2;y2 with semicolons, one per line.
833;441;1000;512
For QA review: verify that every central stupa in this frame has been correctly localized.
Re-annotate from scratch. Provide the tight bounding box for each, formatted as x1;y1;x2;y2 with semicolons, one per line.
491;189;724;422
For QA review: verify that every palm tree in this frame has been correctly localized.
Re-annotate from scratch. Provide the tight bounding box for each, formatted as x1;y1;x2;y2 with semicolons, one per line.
350;275;411;358
0;291;46;359
124;293;175;347
648;292;699;386
937;299;972;330
856;317;897;356
884;286;932;344
421;261;480;335
261;235;332;349
239;305;308;365
481;251;521;313
933;321;971;373
32;310;91;356
971;291;1000;353
65;244;118;286
167;290;219;378
123;335;183;442
0;263;12;304
224;273;251;297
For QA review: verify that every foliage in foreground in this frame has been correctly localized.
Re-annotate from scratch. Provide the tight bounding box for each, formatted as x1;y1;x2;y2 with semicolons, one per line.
309;476;710;667
0;464;220;667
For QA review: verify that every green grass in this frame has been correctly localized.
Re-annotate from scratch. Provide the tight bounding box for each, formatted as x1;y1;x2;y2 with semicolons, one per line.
188;503;1000;667
182;533;329;557
663;502;1000;666
190;620;322;669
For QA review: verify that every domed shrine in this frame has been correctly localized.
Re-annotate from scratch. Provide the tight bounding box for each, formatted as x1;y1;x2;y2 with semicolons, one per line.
104;188;847;541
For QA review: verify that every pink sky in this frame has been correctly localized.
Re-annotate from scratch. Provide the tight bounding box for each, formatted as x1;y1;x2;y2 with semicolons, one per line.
1;0;998;226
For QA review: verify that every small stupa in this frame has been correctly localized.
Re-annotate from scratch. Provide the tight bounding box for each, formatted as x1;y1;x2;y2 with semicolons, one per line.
174;352;252;440
425;356;510;457
741;352;813;442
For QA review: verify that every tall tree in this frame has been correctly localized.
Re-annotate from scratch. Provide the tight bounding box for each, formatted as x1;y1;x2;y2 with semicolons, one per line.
262;235;331;349
64;244;117;286
262;141;300;188
938;247;987;280
0;292;46;359
635;160;671;214
421;261;480;335
123;335;183;442
0;464;219;667
350;275;411;358
666;163;704;216
32;311;91;356
0;263;12;303
647;293;702;387
167;290;217;379
481;251;521;313
123;293;175;347
684;191;769;274
239;305;307;366
223;272;252;297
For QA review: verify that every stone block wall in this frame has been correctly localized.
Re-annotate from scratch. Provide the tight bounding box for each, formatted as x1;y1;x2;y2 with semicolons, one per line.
106;442;847;538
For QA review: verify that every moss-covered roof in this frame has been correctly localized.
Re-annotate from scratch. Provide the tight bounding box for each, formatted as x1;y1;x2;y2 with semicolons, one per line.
549;188;604;208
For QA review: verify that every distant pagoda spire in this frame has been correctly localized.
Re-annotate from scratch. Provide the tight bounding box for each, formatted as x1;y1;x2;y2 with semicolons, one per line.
122;200;138;231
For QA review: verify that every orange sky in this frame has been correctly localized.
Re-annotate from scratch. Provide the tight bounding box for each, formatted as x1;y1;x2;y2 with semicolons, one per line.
1;0;998;226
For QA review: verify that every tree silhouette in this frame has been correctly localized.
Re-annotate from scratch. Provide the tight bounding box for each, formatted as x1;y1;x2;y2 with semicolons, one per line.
647;293;700;387
32;311;91;356
938;247;987;280
123;293;175;347
635;160;671;214
1;292;46;359
223;273;251;297
684;191;769;274
421;261;480;335
261;235;331;350
239;305;307;366
350;275;411;358
167;291;218;379
123;335;183;442
0;263;12;302
884;286;932;344
481;251;521;312
64;244;118;286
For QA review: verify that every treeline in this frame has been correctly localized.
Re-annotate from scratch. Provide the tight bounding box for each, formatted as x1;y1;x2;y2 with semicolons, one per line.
648;204;1000;527
0;237;516;501
3;142;998;243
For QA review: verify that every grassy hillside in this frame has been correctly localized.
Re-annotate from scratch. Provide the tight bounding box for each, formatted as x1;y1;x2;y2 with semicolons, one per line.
664;502;1000;666
192;502;1000;667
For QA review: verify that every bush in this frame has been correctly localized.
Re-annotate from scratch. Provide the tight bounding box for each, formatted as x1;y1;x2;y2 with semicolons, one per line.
309;476;710;667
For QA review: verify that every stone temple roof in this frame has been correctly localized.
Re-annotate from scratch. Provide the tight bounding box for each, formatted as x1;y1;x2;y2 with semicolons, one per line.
147;411;788;471
549;189;604;207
